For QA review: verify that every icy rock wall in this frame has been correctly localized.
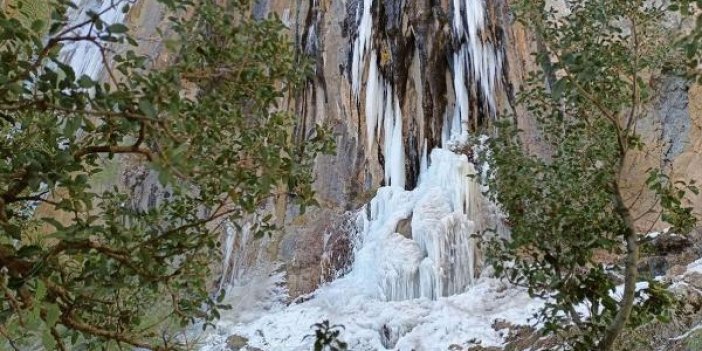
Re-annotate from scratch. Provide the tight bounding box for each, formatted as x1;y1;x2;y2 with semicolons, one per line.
205;0;517;299
340;0;505;301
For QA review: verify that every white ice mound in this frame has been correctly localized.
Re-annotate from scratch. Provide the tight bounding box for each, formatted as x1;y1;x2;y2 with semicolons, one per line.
352;148;482;302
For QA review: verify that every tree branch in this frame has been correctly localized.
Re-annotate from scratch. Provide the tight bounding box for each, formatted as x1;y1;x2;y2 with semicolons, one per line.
74;145;154;161
598;177;640;351
60;313;157;350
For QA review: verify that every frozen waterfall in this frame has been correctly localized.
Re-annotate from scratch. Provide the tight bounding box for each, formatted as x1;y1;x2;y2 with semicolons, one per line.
198;0;528;349
348;0;500;301
353;148;481;301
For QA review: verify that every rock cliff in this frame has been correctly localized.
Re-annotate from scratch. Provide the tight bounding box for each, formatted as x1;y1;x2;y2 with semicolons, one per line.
113;0;702;300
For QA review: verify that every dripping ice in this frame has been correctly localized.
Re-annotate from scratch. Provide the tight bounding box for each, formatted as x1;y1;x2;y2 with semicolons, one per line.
351;0;373;99
363;54;406;188
442;0;504;147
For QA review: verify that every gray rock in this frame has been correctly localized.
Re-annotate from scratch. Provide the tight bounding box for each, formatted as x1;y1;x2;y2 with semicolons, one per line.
658;75;691;163
226;335;249;351
396;216;413;238
685;272;702;290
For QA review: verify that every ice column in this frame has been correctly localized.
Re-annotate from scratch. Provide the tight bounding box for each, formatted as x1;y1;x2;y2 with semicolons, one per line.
363;50;406;188
351;0;373;99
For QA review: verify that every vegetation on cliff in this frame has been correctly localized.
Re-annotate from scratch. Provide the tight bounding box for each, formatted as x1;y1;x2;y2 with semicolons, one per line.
0;0;331;349
486;1;700;350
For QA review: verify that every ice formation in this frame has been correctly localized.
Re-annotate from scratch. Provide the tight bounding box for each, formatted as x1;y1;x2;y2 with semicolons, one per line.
351;0;374;99
363;50;407;188
198;0;525;349
354;148;482;301
200;278;542;351
59;0;131;79
218;219;273;290
451;0;503;119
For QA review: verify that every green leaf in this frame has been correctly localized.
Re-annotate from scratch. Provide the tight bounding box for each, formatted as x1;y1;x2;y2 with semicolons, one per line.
45;303;61;326
4;224;22;240
138;99;157;118
42;328;57;350
107;23;129;34
35;281;47;301
17;245;42;257
31;19;45;32
551;78;567;99
77;75;95;88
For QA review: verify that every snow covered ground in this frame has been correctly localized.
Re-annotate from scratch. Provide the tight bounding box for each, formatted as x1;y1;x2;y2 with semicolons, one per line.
195;145;542;351
198;277;542;351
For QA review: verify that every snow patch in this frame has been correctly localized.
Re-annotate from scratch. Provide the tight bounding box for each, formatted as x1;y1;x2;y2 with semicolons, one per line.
199;279;542;351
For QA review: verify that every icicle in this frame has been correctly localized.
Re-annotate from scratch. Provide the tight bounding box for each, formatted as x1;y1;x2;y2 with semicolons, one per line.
441;112;451;148
383;84;394;186
219;224;236;291
449;0;502;121
453;50;470;133
365;51;381;152
228;226;248;283
388;96;406;189
351;0;373;99
418;139;428;184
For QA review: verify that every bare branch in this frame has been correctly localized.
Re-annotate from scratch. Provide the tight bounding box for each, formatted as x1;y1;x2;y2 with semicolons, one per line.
60;313;157;350
73;145;154;161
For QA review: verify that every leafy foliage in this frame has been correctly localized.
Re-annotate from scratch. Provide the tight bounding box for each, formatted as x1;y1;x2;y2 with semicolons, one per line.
0;0;332;349
484;1;698;350
307;320;348;351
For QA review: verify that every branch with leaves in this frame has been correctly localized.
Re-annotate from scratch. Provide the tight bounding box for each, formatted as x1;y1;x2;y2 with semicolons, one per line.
484;1;699;350
0;0;333;349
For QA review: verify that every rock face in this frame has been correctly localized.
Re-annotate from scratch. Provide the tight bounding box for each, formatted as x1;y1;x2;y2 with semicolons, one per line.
213;0;702;299
621;75;702;233
226;335;248;351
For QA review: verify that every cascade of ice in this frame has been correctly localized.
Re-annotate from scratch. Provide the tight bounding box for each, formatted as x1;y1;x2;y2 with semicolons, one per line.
342;0;506;302
347;148;481;301
59;0;132;79
218;220;272;289
362;50;407;188
219;225;236;291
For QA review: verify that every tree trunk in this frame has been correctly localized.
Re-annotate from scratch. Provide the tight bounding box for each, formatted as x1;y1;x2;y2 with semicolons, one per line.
598;183;640;351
